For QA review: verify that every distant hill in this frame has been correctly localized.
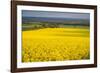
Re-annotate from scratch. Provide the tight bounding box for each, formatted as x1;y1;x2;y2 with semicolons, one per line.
22;17;89;25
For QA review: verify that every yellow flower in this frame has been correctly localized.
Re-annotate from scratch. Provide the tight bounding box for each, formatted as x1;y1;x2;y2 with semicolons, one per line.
22;27;90;62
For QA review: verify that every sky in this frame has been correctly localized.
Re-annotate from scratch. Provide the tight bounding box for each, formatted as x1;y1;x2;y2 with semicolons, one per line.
22;10;90;20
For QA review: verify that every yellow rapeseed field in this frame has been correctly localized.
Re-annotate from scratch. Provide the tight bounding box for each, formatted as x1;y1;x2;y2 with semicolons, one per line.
22;28;90;62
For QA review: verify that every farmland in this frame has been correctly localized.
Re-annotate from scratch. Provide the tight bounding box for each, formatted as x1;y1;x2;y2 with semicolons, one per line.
22;27;90;62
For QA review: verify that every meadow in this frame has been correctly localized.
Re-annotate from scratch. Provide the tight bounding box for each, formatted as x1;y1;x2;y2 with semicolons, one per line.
22;27;90;62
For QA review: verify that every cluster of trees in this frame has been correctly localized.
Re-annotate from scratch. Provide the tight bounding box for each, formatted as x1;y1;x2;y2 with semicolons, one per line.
22;22;61;31
22;22;89;31
33;22;61;28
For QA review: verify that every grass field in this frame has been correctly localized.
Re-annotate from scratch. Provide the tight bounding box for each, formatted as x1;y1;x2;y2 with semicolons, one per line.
22;27;90;62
